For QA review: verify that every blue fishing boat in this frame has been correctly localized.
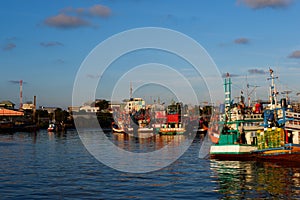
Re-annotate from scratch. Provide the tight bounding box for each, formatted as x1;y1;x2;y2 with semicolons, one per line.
251;69;300;163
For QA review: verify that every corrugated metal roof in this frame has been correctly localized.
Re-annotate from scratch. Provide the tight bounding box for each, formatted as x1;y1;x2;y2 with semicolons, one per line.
0;108;23;116
0;100;15;106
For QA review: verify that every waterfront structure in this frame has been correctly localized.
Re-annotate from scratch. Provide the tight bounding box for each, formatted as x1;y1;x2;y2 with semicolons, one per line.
0;108;24;132
0;108;24;117
0;100;15;109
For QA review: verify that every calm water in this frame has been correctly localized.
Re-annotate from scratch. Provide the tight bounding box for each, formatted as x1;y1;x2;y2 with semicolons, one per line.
1;129;300;199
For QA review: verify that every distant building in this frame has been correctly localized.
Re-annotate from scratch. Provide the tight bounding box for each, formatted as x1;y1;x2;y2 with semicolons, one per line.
22;103;35;110
124;98;146;113
40;106;58;114
79;105;99;113
109;101;121;110
0;100;15;109
150;103;165;111
107;101;120;114
68;106;80;113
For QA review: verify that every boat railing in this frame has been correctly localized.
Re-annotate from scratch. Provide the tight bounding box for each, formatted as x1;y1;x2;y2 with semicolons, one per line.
244;113;263;120
285;120;300;129
286;111;300;120
220;113;263;122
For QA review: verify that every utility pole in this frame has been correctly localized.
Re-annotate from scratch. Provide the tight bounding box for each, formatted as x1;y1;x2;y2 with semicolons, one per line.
19;80;23;110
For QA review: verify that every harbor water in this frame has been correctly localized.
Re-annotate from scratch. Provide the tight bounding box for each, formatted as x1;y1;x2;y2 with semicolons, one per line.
1;129;300;199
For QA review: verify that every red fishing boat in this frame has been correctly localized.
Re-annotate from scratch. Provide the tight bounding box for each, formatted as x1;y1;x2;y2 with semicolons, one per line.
159;103;185;135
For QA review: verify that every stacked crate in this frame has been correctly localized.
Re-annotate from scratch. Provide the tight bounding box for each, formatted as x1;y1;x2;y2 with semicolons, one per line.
257;128;285;150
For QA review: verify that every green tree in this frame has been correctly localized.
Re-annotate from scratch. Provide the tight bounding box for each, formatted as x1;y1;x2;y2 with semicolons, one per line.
54;108;63;122
95;99;109;111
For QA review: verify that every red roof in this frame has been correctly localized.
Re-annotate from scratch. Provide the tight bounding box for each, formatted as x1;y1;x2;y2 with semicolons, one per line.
0;108;24;116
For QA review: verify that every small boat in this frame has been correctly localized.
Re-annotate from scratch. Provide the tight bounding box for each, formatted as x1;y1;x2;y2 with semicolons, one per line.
112;122;125;133
47;122;56;132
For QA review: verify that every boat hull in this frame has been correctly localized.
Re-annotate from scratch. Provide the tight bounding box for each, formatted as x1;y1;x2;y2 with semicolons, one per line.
112;127;125;133
210;144;257;161
159;127;185;135
252;144;300;163
138;127;153;133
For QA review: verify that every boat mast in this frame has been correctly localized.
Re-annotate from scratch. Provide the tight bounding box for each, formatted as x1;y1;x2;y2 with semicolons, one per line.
246;75;260;107
224;73;232;121
281;90;292;105
267;68;278;109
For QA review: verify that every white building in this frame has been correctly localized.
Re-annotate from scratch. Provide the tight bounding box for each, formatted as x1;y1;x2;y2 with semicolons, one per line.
124;98;145;113
79;105;99;113
22;103;35;110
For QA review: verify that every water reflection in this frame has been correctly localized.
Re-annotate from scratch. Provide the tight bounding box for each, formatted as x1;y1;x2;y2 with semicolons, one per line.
211;160;300;199
2;130;300;199
255;162;300;198
111;132;188;153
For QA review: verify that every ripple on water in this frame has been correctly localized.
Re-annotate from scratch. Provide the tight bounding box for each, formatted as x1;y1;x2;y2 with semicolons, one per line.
1;130;300;199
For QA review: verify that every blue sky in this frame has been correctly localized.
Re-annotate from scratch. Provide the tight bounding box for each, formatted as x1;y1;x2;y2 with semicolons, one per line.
1;0;300;109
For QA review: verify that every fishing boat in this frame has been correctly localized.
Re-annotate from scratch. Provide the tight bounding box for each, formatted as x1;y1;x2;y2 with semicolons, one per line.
209;73;264;160
159;103;186;135
251;69;300;163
